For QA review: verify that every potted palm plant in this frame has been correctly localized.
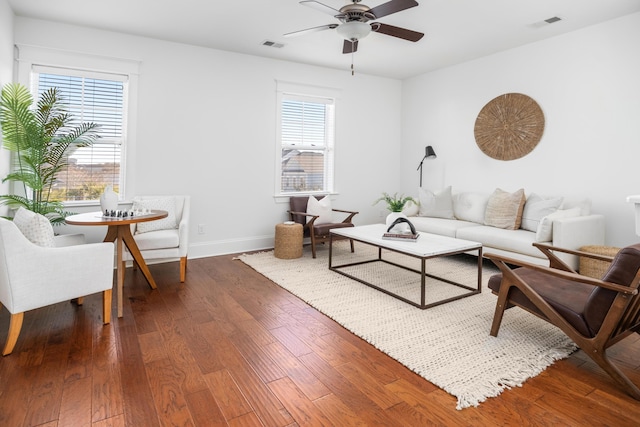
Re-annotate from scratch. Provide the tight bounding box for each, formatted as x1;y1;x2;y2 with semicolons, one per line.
0;83;100;224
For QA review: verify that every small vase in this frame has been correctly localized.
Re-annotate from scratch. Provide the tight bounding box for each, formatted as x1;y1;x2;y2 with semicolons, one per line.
386;212;409;233
100;185;118;213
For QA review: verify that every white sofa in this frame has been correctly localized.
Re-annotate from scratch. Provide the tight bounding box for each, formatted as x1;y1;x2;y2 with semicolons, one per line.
403;187;605;270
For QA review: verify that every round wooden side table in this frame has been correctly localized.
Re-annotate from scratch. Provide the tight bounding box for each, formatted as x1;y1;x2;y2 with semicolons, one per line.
274;222;303;259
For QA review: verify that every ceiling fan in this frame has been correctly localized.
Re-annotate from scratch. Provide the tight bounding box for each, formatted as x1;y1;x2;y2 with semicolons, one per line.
285;0;424;54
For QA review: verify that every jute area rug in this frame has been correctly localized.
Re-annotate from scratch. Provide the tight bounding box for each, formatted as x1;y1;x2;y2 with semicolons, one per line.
237;241;577;409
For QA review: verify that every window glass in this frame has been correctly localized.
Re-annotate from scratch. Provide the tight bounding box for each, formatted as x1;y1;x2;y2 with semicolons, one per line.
33;67;127;202
278;94;335;194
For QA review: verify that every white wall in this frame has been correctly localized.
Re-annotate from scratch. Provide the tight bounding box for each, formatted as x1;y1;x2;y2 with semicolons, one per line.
401;12;640;248
0;0;13;218
14;17;402;256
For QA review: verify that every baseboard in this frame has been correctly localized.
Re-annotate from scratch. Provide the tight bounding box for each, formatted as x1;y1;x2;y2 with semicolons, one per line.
188;235;274;259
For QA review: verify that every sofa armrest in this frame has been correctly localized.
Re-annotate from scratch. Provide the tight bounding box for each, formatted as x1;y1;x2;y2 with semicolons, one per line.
551;214;605;270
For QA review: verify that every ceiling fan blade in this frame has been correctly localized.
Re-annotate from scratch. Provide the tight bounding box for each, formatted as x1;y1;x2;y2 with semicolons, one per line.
372;22;424;42
284;24;338;38
368;0;419;19
343;39;358;54
300;0;341;15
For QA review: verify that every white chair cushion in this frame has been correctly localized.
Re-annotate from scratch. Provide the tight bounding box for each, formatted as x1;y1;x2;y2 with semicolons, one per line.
307;196;332;224
133;197;178;233
133;229;180;250
12;207;55;247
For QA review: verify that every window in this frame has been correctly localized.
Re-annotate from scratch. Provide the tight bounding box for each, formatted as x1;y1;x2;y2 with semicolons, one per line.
276;82;338;196
32;66;128;202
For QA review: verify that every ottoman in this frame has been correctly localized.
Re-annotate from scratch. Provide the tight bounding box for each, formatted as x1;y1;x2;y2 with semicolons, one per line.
274;222;303;259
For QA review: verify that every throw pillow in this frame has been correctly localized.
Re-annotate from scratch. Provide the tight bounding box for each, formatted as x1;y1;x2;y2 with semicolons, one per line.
418;186;455;219
521;193;564;232
307;196;332;225
133;197;178;233
484;188;526;230
402;198;419;216
13;207;55;247
453;192;489;224
535;207;581;242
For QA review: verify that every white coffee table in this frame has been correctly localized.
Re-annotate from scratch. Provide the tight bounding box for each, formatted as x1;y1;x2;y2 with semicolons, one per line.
329;223;483;309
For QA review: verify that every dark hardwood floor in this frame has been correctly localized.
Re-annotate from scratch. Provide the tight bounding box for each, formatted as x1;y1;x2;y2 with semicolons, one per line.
1;252;639;426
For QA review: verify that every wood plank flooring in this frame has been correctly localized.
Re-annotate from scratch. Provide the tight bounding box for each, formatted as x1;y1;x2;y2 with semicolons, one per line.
0;253;639;426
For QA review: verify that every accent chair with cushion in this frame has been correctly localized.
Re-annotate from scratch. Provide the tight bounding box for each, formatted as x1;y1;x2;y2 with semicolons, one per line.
288;196;358;258
486;242;640;400
123;195;190;282
0;213;114;355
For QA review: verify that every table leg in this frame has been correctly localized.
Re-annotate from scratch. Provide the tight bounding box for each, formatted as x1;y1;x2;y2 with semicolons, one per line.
118;225;158;291
116;234;125;318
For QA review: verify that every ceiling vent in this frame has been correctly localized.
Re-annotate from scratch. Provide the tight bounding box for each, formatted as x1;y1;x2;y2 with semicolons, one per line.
261;40;285;48
530;16;563;29
544;16;562;24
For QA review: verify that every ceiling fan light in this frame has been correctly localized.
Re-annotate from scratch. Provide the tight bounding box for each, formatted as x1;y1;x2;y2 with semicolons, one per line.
336;21;371;41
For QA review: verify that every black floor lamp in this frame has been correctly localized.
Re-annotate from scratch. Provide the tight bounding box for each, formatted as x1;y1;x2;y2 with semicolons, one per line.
417;146;437;187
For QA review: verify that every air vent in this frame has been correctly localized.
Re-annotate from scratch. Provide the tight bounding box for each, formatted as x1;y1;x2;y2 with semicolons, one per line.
261;40;285;48
530;16;563;29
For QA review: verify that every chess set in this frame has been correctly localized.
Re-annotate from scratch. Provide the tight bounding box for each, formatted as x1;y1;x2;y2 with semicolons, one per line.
103;208;153;218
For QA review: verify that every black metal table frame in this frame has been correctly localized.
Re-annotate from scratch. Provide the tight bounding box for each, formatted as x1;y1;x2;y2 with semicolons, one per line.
328;233;483;309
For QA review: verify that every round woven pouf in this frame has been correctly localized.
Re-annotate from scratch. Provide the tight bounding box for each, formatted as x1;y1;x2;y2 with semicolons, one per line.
579;245;621;279
274;222;303;259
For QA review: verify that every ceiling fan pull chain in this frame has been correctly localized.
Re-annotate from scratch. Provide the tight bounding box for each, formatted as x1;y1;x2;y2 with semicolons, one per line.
351;47;355;76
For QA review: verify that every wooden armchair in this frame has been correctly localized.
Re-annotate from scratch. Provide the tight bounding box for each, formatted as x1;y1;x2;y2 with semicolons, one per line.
288;196;358;258
485;242;640;400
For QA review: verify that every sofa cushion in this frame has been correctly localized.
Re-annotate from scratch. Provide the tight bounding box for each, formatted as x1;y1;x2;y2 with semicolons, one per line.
457;226;541;258
418;186;455;219
453;192;488;224
409;216;478;238
521;193;563;232
535;207;581;242
484;188;526;230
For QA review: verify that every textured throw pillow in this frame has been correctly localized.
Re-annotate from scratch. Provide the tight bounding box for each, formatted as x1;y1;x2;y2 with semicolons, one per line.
535;207;581;242
521;193;564;232
418;186;455;219
484;188;526;230
307;196;332;225
401;199;419;216
453;192;489;224
13;207;56;247
133;197;178;233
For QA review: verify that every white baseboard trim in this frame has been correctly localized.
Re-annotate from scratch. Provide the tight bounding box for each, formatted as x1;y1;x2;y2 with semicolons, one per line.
188;235;274;259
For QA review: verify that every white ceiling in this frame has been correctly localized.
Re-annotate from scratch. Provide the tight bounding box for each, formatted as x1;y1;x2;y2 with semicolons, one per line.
7;0;640;79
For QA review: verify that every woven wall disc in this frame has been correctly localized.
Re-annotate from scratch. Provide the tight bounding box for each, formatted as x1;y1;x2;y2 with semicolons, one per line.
474;93;545;161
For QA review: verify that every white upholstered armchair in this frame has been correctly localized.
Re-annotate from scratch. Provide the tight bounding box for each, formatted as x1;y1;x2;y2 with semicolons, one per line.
123;195;190;282
0;217;115;355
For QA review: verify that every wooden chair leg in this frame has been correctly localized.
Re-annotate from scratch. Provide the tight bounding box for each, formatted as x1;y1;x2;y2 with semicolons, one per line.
3;312;24;356
490;283;512;337
350;239;355;253
589;347;640;400
310;233;317;259
103;289;112;324
180;257;187;283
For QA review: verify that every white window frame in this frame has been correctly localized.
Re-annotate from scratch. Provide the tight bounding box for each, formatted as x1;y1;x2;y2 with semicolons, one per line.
14;44;140;205
275;81;340;199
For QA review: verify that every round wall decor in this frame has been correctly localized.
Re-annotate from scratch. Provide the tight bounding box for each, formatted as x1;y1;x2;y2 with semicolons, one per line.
474;93;545;161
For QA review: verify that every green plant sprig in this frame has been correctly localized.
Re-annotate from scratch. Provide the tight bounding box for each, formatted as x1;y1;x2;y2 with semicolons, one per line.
373;192;417;213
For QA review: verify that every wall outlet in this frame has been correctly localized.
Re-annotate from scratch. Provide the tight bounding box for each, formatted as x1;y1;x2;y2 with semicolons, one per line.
198;224;206;234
